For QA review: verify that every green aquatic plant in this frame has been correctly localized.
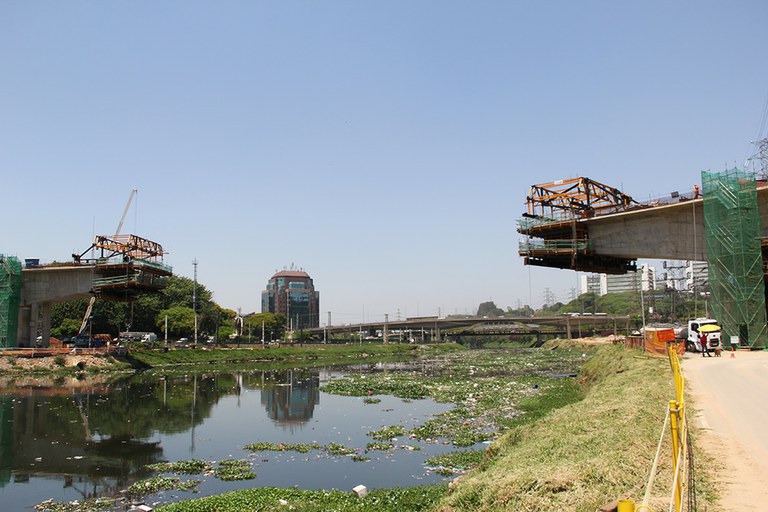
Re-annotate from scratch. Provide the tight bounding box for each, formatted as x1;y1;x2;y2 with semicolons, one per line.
368;425;406;440
215;459;256;481
34;497;118;512
244;441;319;453
126;476;199;497
426;450;485;474
324;442;355;456
147;459;211;474
366;441;393;451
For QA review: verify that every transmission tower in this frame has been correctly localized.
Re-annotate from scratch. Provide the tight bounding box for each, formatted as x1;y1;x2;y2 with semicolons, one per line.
543;288;556;307
758;138;768;179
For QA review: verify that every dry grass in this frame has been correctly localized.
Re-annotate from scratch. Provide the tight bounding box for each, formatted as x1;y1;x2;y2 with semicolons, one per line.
436;344;676;512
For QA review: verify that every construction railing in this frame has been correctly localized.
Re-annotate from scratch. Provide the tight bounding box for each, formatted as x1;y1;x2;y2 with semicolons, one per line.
518;239;590;253
619;344;689;512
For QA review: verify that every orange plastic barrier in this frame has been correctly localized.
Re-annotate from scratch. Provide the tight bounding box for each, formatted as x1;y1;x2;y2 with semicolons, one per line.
645;328;684;356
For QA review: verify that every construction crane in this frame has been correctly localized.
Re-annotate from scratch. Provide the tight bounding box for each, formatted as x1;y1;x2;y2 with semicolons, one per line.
115;188;138;236
77;188;149;337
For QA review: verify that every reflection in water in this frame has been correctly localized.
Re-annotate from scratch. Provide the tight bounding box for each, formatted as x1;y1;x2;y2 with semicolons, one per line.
0;366;455;511
0;369;323;503
260;370;320;425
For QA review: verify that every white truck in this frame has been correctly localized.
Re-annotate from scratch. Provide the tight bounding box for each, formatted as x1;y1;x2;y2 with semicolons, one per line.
141;333;158;343
684;318;721;352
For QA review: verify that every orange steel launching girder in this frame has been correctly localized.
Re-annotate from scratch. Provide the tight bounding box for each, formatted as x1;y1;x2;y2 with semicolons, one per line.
526;177;636;218
89;234;166;262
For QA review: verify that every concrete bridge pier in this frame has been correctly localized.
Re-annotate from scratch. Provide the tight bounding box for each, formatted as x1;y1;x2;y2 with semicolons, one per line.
18;302;53;348
17;266;95;348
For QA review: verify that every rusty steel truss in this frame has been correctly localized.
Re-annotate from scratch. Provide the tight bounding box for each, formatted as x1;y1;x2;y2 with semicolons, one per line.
525;177;636;218
75;234;171;300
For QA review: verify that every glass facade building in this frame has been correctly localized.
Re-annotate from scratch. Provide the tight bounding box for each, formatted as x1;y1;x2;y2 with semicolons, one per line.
261;270;320;329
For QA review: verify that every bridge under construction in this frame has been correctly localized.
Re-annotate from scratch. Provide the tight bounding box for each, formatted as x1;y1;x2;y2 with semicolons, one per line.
518;170;768;349
0;190;171;348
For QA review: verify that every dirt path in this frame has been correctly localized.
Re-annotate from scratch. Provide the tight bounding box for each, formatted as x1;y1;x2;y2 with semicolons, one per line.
683;350;768;511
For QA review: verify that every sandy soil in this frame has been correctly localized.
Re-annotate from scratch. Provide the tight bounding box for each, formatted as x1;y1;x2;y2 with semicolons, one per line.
0;353;114;372
682;350;768;511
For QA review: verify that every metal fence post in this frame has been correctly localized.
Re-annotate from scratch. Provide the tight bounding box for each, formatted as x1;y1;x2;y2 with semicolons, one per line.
669;400;682;511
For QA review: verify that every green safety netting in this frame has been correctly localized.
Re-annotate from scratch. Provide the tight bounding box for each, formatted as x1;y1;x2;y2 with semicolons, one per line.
702;169;767;349
0;255;22;348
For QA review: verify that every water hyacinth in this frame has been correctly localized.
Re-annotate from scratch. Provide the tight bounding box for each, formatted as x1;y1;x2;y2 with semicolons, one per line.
215;459;256;481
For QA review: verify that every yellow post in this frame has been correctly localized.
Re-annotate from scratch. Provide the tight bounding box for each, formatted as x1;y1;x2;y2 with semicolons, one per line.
669;400;682;511
617;499;635;512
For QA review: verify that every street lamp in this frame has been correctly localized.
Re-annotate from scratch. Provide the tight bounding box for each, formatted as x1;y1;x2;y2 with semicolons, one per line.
699;291;711;318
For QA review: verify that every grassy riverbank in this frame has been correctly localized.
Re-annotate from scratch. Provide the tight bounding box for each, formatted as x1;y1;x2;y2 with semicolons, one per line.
0;343;465;377
152;342;682;512
436;343;675;511
126;342;464;370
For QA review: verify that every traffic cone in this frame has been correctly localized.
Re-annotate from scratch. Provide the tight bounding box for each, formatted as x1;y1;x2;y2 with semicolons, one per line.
731;346;735;358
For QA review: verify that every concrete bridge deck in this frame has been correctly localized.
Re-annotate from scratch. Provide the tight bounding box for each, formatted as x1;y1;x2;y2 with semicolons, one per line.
308;315;629;342
519;183;768;270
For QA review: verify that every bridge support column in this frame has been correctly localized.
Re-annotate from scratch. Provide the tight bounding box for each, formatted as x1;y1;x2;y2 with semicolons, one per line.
383;314;389;344
566;316;572;340
40;302;51;348
17;305;31;348
28;303;39;348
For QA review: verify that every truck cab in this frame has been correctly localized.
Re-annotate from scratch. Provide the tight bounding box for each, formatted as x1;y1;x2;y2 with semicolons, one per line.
686;318;721;352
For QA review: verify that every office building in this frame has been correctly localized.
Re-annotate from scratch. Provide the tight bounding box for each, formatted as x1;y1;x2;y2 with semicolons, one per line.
580;264;656;296
261;269;320;329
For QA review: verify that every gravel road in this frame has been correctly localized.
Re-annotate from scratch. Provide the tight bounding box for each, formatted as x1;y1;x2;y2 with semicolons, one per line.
683;349;768;511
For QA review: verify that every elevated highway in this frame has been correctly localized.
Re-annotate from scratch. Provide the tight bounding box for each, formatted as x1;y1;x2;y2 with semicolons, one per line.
307;315;629;343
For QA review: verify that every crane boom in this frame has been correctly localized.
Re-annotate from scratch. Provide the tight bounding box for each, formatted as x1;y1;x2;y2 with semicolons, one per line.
78;296;96;336
115;188;138;236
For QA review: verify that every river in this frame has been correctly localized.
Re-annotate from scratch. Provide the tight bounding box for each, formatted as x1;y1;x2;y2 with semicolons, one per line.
0;365;455;510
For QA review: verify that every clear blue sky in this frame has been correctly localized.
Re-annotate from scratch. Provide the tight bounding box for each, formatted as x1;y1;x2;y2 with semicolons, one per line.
2;1;767;323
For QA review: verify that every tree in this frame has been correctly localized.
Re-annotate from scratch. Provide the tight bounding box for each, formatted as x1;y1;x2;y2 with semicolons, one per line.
245;312;286;341
477;301;504;317
506;305;535;317
156;307;196;338
537;302;565;315
49;275;221;339
51;318;82;339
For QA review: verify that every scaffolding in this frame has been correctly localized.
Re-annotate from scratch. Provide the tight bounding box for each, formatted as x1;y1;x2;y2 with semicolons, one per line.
702;168;767;349
0;255;22;348
519;177;638;274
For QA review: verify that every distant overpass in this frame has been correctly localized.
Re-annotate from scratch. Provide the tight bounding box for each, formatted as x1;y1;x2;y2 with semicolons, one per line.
307;315;630;342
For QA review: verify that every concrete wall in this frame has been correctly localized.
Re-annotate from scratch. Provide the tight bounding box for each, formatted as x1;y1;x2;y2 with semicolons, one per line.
586;199;706;260
583;186;768;262
17;266;95;347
